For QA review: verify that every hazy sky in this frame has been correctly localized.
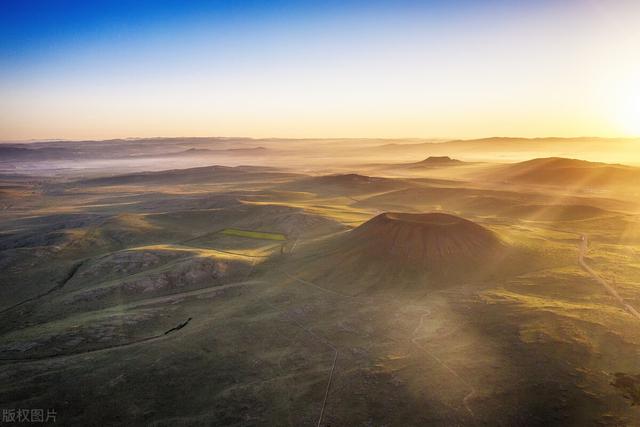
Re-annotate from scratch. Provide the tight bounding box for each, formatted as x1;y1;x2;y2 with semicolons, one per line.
1;0;639;140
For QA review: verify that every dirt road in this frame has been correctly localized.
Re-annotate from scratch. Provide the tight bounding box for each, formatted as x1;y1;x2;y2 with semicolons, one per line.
579;235;640;321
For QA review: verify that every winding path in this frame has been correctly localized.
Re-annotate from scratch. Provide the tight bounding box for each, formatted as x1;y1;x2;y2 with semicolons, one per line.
519;221;640;321
579;234;640;321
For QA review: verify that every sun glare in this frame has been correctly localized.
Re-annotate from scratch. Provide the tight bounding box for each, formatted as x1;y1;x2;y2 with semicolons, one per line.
611;74;640;136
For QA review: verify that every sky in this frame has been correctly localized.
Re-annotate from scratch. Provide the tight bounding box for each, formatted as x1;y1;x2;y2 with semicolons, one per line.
1;0;639;141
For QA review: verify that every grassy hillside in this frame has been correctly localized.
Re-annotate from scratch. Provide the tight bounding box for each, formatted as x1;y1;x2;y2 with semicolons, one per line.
481;157;640;189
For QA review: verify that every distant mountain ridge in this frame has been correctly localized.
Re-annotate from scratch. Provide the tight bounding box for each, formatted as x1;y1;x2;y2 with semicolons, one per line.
71;165;298;186
370;137;640;163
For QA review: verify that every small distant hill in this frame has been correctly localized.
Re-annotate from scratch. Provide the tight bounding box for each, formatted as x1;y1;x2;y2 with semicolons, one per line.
415;156;464;165
371;156;467;171
405;156;466;168
484;157;640;188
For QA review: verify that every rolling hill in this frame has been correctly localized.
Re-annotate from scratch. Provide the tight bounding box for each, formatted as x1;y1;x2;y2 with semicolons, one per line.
482;157;640;188
373;156;468;171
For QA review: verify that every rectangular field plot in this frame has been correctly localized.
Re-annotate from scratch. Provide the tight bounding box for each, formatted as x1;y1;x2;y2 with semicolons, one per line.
220;228;286;241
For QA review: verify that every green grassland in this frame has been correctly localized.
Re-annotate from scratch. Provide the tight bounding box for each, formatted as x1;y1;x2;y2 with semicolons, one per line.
1;165;640;425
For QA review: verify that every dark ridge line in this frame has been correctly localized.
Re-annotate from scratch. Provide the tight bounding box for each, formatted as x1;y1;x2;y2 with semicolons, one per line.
163;317;192;335
0;259;85;315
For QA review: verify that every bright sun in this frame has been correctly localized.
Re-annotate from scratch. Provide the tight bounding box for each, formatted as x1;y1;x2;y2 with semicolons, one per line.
611;76;640;136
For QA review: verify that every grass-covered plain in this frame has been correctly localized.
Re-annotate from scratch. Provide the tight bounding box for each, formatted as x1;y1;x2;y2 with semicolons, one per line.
1;158;640;426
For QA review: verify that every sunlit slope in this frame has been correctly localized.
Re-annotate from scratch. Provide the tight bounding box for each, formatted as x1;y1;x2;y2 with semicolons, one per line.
353;185;630;220
479;157;640;190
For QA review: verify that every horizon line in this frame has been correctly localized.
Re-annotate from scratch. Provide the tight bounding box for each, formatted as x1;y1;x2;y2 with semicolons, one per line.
2;135;640;144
